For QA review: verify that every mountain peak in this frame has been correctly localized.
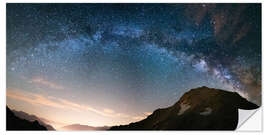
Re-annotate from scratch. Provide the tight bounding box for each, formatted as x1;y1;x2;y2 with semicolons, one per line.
177;86;258;110
111;86;259;130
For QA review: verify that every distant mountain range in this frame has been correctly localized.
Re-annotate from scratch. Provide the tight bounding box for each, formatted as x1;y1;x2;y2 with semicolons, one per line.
59;124;109;131
110;86;259;130
6;106;109;131
6;106;47;130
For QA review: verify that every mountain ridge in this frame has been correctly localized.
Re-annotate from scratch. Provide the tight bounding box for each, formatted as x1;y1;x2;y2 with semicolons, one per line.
110;86;259;130
6;106;48;130
11;109;55;130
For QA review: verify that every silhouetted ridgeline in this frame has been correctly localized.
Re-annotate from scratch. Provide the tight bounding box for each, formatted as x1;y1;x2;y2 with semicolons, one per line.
110;86;259;130
11;109;55;130
6;106;47;130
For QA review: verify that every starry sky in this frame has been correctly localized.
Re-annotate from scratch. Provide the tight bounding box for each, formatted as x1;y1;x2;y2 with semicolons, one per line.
6;4;261;128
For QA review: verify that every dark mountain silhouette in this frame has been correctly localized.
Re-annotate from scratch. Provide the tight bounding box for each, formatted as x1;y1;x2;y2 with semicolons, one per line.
110;86;259;130
6;106;47;130
11;109;55;130
59;124;110;131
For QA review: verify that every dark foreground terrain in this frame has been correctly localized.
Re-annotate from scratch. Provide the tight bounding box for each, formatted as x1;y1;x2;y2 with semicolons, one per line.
6;106;47;130
110;86;259;130
11;109;55;130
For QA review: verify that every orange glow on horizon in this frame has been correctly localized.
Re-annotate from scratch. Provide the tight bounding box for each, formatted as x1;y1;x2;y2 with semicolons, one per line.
6;88;148;128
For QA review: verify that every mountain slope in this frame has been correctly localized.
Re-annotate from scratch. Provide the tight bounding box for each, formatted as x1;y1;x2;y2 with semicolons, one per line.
110;86;259;130
11;109;55;130
59;124;109;131
6;106;47;130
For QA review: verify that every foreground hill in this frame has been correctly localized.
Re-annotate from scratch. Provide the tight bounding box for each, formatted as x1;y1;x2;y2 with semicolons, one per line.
110;86;259;130
6;106;47;130
11;109;55;130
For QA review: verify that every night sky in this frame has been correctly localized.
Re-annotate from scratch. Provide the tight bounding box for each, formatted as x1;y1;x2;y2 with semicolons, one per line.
6;4;261;128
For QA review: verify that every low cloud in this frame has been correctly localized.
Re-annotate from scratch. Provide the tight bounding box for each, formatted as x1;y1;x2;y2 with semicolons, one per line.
103;108;115;114
7;89;65;109
29;77;64;90
7;88;145;120
132;116;146;120
143;112;152;116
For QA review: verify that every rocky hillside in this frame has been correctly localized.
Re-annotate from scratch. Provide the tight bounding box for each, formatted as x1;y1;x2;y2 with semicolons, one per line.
110;86;259;130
